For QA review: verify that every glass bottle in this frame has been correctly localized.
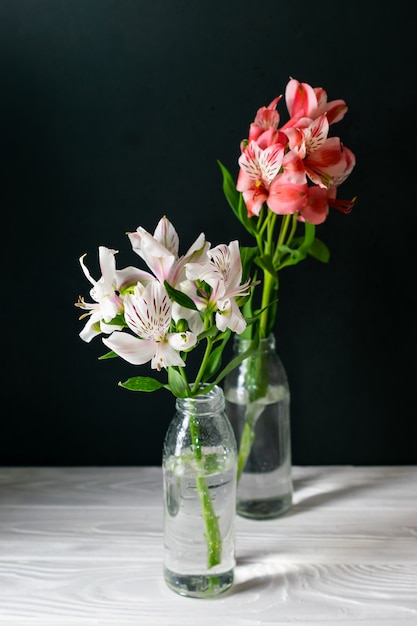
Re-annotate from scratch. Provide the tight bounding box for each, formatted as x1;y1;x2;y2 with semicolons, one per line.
223;334;292;519
162;385;237;598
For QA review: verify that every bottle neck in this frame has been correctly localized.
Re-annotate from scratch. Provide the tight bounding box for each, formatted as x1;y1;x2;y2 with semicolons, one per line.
234;332;276;354
175;385;225;416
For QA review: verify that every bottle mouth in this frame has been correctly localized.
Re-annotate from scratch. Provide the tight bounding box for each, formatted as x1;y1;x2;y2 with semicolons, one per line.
176;385;225;413
234;332;275;352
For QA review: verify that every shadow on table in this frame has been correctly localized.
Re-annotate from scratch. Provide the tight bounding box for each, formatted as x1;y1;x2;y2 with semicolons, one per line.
227;468;413;596
228;556;301;597
287;466;401;514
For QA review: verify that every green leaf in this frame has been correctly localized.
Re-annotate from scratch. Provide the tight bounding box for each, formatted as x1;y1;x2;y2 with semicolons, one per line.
217;161;256;236
98;350;119;360
277;244;302;265
236;191;257;236
202;330;231;382
240;245;258;281
164;280;199;310
308;237;330;263
167;367;189;397
212;328;260;386
202;346;223;382
217;160;240;214
118;376;165;392
277;223;317;269
197;326;219;342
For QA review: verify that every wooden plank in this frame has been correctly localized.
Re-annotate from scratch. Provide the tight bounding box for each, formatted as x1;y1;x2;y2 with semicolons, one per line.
0;466;416;625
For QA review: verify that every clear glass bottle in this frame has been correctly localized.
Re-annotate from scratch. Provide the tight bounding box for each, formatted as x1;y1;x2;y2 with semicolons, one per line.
162;385;237;598
223;334;292;519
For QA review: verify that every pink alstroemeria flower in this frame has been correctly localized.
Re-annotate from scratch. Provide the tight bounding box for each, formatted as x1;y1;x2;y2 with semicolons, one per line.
285;78;348;126
298;185;356;225
247;95;282;143
102;280;197;370
75;246;152;343
285;113;330;159
285;115;356;190
264;151;308;215
303;137;356;189
236;139;286;216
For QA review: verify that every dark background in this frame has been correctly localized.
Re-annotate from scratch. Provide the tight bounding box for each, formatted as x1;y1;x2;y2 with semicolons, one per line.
1;1;416;466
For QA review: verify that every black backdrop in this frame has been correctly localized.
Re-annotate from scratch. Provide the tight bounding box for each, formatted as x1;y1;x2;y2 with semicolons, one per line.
1;1;416;466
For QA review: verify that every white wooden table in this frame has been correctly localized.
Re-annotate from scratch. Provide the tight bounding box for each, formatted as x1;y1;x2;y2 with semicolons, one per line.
0;466;416;625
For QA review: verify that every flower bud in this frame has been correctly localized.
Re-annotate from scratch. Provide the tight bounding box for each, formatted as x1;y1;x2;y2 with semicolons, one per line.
176;318;189;332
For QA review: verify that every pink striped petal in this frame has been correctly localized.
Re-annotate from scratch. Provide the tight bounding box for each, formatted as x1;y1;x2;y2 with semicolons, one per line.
285;78;317;118
268;180;308;215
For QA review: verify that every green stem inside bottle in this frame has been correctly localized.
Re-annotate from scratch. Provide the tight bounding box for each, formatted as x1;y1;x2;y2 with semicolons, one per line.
189;414;222;569
235;346;270;480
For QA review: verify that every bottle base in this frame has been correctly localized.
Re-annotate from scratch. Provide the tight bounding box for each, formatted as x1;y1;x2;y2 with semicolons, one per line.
163;567;234;598
237;493;292;519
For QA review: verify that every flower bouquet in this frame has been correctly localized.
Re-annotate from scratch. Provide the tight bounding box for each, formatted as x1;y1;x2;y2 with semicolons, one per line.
75;216;257;596
219;77;356;517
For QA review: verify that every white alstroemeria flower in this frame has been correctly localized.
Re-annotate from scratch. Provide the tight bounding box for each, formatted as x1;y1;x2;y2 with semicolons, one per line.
75;246;153;343
186;240;251;334
102;281;197;370
215;296;246;333
128;216;210;286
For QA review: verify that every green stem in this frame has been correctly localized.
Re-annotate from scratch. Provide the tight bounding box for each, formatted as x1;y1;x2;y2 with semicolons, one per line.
235;341;270;480
286;214;298;246
277;214;291;247
240;210;292;479
237;398;266;479
267;211;277;251
259;268;276;338
237;420;254;480
189;414;222;568
191;334;214;395
178;366;190;389
257;210;281;339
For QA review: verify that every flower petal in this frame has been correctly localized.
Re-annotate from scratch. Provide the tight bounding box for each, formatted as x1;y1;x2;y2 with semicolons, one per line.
216;298;246;334
268;178;308;215
79;309;102;343
123;281;171;339
167;331;197;352
153;216;179;256
98;246;118;288
151;342;186;371
238;140;285;186
285;78;317;119
298;186;330;225
128;228;176;283
102;331;157;365
304;137;356;188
